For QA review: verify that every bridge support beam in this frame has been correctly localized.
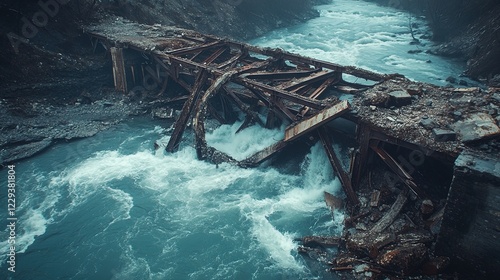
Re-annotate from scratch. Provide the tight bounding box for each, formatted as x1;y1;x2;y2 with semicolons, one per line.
110;47;128;93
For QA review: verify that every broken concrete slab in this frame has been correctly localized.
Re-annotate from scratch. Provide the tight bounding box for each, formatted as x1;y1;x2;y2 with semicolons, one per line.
452;113;500;142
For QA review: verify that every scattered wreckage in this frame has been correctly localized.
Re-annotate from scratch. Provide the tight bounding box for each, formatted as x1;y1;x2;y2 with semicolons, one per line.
87;18;500;278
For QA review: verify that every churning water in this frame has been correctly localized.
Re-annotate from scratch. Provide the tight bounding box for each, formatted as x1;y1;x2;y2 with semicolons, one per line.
251;0;467;85
1;1;466;279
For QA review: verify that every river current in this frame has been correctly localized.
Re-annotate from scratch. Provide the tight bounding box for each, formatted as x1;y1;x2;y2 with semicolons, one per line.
1;1;466;279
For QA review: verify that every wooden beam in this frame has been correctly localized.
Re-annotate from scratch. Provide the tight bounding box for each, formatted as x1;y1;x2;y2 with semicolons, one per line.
203;47;227;64
243;69;320;80
224;86;265;127
369;141;426;199
193;71;238;160
239;140;288;167
110;47;127;93
281;70;338;92
299;76;338;117
166;69;209;152
238;78;327;109
217;51;244;69
284;100;350;142
371;188;409;233
350;124;371;189
318;127;360;206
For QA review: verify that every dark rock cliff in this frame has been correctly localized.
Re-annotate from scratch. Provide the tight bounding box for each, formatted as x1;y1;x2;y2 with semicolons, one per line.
0;0;329;97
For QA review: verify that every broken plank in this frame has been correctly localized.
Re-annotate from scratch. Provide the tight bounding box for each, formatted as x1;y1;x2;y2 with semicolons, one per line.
239;140;288;167
166;69;209;152
371;189;409;233
319;127;360;206
284;100;350;142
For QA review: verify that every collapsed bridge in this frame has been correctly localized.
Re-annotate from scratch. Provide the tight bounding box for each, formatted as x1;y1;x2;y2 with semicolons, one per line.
86;17;500;277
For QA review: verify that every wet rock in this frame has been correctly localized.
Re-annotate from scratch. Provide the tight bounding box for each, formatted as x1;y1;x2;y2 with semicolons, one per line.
324;191;343;211
453;111;462;118
0;139;52;165
445;76;457;84
458;79;468;86
301;236;341;248
432;128;457;142
419;118;436;130
297;246;329;263
376;243;428;273
151;107;175;119
489;74;500;87
408;50;423;54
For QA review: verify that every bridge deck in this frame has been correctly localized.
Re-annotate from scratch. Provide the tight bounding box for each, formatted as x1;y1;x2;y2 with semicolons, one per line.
85;18;500;206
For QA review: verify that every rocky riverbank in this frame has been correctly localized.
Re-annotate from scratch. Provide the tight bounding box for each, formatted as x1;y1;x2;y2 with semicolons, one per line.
365;0;500;85
0;0;328;164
